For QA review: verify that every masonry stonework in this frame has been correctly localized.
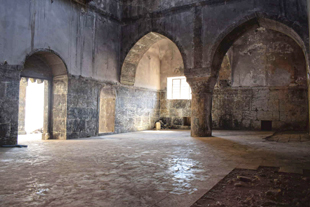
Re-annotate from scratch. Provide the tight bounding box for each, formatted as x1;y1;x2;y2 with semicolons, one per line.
0;0;309;143
18;78;27;135
0;65;21;145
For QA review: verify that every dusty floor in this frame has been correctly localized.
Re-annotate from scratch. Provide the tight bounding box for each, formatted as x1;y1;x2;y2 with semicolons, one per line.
0;130;310;207
192;167;310;207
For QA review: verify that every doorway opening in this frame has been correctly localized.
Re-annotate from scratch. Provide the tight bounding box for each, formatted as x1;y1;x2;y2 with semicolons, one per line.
18;78;46;141
18;50;68;142
98;86;116;134
261;121;272;131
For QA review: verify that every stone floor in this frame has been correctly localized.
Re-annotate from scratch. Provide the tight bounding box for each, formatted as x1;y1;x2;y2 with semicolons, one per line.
1;130;310;207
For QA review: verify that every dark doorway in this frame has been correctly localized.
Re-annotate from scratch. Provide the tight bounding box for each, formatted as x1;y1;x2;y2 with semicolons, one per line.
183;117;191;126
261;120;272;131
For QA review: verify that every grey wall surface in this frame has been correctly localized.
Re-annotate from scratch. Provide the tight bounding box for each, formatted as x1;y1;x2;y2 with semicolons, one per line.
0;65;21;145
66;76;160;139
121;0;309;77
89;0;122;20
212;88;308;130
115;86;160;133
0;0;309;144
212;28;308;130
0;0;120;82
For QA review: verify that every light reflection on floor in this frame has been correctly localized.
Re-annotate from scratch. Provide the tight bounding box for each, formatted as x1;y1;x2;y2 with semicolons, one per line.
18;134;42;141
1;130;310;207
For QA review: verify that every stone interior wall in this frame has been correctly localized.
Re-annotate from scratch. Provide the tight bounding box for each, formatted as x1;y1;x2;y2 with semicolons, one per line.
134;41;161;90
212;28;308;131
18;78;27;135
155;39;189;129
159;92;191;129
52;75;68;140
122;0;207;19
42;80;50;140
133;38;188;129
67;76;100;139
156;27;308;131
212;88;308;130
66;76;160;139
0;65;21;145
115;86;160;133
99;86;116;133
89;0;121;19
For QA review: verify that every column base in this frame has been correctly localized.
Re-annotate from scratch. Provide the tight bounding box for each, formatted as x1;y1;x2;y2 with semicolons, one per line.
191;131;212;137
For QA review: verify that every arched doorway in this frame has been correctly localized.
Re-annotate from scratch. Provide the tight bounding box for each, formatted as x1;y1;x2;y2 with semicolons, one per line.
187;17;310;137
19;50;68;140
120;32;187;130
98;86;116;134
212;27;308;131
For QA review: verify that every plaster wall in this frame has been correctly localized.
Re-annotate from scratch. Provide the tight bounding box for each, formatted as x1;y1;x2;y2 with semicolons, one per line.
134;43;161;90
0;0;120;82
89;0;122;19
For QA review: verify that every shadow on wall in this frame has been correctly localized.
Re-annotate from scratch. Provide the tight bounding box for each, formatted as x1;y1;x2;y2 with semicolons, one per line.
20;50;68;141
212;27;308;131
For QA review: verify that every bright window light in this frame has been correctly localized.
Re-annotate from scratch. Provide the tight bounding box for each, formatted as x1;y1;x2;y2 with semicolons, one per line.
25;80;44;134
167;76;192;100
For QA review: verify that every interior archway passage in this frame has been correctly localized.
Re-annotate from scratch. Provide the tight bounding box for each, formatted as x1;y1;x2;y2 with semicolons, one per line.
189;17;310;137
20;51;68;140
99;86;116;134
212;27;308;131
120;32;168;86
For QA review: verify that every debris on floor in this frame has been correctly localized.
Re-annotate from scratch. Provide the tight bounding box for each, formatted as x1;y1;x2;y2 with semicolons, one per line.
30;128;43;134
264;131;310;143
191;166;310;207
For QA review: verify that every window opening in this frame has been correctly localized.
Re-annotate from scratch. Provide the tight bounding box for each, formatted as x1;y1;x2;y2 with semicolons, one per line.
167;76;192;100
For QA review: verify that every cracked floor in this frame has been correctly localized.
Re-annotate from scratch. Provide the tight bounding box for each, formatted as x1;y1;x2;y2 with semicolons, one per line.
0;130;310;207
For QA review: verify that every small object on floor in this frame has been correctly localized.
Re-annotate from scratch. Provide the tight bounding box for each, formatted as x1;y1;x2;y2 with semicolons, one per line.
156;122;161;130
237;175;252;182
1;145;28;148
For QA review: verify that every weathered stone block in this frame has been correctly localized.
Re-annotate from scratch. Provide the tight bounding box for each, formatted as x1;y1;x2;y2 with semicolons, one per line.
0;124;10;137
257;111;273;120
251;99;268;111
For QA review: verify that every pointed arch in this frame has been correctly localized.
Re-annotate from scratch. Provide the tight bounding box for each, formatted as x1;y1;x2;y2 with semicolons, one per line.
120;32;185;86
210;16;309;81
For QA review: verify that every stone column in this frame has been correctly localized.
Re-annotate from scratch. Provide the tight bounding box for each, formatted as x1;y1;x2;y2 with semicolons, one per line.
307;0;310;133
42;80;50;140
52;75;68;140
187;77;214;137
18;77;28;135
0;64;21;145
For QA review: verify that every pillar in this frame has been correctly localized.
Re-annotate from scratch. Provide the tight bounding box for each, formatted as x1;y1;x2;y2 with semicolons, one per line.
18;77;28;135
42;80;50;140
0;64;21;145
52;75;68;140
307;0;310;133
187;77;214;137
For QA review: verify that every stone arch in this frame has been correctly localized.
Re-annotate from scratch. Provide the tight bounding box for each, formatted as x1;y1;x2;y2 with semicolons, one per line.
22;49;68;79
210;16;309;85
210;17;310;130
20;49;68;140
120;32;186;86
189;16;310;137
98;85;116;134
